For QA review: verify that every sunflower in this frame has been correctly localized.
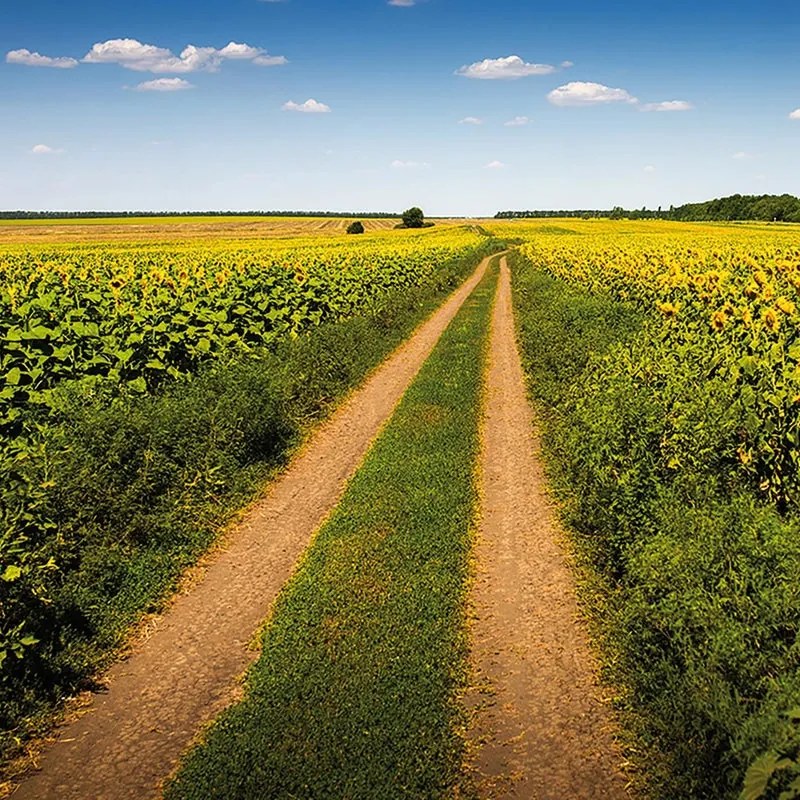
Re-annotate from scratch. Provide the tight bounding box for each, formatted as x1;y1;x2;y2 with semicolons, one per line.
776;296;796;315
711;310;728;331
763;307;780;332
657;301;680;317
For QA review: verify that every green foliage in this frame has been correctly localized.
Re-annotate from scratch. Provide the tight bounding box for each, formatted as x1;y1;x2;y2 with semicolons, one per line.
495;193;800;222
511;252;800;799
0;236;483;426
401;207;425;228
166;259;498;800
346;220;365;234
0;240;503;763
670;194;800;223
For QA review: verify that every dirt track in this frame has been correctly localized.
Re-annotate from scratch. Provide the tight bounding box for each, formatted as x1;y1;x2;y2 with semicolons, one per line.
11;255;493;800
467;257;629;799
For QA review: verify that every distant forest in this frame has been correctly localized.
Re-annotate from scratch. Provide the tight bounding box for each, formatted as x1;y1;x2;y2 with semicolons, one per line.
0;210;399;220
495;193;800;223
3;195;800;223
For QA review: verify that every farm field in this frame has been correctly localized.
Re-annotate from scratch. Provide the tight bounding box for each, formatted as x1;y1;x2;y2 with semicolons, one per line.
0;216;464;244
491;218;800;799
4;217;800;799
0;220;501;782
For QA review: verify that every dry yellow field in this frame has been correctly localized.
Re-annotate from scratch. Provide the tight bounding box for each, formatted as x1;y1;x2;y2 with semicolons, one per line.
0;216;467;245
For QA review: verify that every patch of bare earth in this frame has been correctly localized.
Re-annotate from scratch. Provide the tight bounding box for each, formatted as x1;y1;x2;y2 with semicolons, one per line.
466;257;629;799
10;255;493;800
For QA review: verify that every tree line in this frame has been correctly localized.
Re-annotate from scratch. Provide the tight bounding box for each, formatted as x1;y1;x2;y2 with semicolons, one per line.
495;194;800;223
0;210;400;221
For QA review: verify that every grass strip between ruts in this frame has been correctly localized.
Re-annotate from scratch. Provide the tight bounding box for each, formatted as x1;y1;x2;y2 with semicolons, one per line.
165;258;500;800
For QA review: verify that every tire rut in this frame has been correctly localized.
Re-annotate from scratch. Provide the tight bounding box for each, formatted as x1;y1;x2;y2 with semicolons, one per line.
467;256;629;799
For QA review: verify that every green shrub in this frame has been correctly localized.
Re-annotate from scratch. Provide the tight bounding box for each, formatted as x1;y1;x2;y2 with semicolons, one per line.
401;207;425;229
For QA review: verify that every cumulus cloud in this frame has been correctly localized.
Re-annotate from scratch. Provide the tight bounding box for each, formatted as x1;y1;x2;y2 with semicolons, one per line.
640;100;693;112
217;42;263;59
504;115;530;127
547;81;638;107
456;55;557;80
485;160;507;169
82;39;286;73
458;116;483;125
388;0;417;4
6;49;78;68
31;144;61;155
390;160;430;168
135;77;194;92
644;165;656;173
282;98;331;113
790;109;800;120
733;151;753;160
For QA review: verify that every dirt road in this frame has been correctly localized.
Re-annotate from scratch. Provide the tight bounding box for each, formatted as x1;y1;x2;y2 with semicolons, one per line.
467;256;629;799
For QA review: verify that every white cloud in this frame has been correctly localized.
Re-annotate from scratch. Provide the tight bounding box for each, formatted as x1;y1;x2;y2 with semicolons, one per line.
733;151;753;160
253;54;288;66
458;116;483;125
644;165;656;173
561;60;574;68
456;55;557;80
790;109;800;120
135;77;194;92
6;49;78;69
640;100;693;112
388;0;417;4
31;144;61;155
390;160;430;168
82;39;286;73
217;42;262;59
547;81;638;107
282;98;331;113
485;160;507;169
504;115;529;127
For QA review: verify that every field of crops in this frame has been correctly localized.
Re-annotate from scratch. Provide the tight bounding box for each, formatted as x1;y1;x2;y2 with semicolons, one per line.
0;226;484;423
490;219;800;506
0;216;412;244
7;214;800;798
0;221;497;764
491;218;800;798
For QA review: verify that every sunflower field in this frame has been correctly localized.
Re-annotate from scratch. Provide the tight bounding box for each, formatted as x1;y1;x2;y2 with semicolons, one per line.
495;218;800;799
0;224;497;761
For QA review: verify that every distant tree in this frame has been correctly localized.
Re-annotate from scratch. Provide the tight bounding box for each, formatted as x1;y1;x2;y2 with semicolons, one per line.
346;220;365;234
401;207;425;228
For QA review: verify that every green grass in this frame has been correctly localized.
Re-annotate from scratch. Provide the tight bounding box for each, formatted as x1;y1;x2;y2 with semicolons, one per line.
0;243;505;771
165;259;500;800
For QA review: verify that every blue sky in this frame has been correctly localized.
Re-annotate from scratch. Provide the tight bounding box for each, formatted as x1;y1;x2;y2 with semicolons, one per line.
2;0;799;215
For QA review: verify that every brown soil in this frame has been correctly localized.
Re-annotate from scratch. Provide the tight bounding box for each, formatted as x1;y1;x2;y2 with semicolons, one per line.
10;255;493;800
466;257;629;799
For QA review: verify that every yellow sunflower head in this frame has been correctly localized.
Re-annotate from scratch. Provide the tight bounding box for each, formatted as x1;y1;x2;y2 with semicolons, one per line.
763;308;780;332
657;301;680;318
776;296;796;315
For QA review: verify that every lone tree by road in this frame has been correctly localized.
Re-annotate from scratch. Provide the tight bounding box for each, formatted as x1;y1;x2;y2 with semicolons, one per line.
346;221;365;234
401;207;425;228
